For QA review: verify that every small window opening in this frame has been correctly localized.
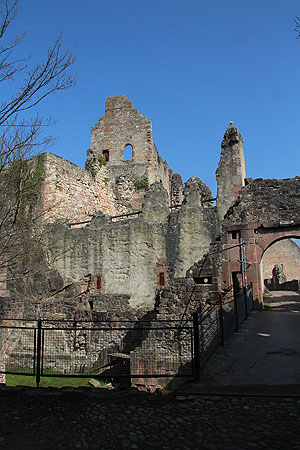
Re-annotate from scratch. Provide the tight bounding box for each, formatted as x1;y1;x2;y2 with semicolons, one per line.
159;272;165;286
103;150;109;162
124;144;133;161
231;230;240;240
96;276;102;290
89;301;94;310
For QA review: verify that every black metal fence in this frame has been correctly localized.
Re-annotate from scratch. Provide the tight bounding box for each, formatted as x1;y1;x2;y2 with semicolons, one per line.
0;318;194;385
0;288;253;386
193;287;254;380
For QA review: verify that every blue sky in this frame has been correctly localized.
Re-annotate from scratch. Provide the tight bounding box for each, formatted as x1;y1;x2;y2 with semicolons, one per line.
5;0;300;195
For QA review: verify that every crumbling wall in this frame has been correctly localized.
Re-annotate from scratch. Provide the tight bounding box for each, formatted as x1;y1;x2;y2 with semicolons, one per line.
107;164;150;214
172;177;219;277
41;153;116;223
170;173;184;206
216;123;246;222
47;183;170;309
45;180;218;310
88;95;172;212
224;177;300;226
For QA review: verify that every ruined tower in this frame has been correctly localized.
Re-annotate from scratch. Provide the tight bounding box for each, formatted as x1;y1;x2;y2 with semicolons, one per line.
216;123;246;221
87;95;180;213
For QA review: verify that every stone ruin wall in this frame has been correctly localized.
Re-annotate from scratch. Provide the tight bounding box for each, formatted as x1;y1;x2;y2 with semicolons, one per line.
88;95;173;213
38;96;184;224
216;123;246;222
6;94;300;386
40;152;117;224
1;95;215;310
0;101;250;316
46;182;219;310
224;177;300;226
0;267;8;298
6;96;300;319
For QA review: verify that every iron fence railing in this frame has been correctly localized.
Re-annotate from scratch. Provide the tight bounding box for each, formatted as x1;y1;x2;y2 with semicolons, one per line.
193;287;253;380
0;288;253;386
0;318;194;386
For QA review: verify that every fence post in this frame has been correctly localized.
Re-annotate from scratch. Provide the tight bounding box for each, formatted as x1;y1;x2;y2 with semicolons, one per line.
218;295;224;345
244;288;248;319
36;319;42;388
233;290;239;332
193;313;200;382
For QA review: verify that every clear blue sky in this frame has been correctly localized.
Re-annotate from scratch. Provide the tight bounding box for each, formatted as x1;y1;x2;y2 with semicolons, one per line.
6;0;300;195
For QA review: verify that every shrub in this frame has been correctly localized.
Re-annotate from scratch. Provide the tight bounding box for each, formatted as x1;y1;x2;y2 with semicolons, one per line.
98;155;107;167
135;179;149;190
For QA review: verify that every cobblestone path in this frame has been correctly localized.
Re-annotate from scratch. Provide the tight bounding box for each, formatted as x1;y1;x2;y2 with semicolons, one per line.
0;387;299;450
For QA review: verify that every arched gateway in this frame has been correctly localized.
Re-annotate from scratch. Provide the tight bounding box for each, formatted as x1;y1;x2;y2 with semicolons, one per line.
220;177;300;307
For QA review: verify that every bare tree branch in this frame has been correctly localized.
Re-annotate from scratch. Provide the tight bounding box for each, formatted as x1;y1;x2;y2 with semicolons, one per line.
0;0;77;296
295;16;300;38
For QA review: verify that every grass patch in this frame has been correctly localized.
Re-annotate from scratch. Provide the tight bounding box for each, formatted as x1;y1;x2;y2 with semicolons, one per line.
6;373;107;388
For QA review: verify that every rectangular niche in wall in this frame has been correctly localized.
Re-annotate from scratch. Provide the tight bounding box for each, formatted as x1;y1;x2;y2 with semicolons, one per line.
96;276;102;290
103;150;109;162
231;230;240;240
193;276;212;285
159;272;165;286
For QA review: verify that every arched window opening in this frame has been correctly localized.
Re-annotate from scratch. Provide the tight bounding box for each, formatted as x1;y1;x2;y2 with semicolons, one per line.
124;144;133;161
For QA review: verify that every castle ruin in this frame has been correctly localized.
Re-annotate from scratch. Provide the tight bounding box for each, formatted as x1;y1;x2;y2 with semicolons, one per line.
1;95;300;387
2;94;300;318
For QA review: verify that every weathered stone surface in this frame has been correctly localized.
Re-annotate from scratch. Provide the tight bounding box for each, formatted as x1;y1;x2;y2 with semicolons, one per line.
183;177;213;207
170;173;183;207
224;177;300;225
216;122;246;221
141;182;169;223
88;378;101;388
41;152;117;223
89;95;171;212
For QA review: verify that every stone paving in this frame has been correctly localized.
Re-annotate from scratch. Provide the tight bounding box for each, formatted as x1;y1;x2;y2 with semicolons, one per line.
0;386;299;450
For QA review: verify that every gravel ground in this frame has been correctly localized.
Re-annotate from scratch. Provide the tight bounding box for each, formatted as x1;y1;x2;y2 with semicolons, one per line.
0;386;299;450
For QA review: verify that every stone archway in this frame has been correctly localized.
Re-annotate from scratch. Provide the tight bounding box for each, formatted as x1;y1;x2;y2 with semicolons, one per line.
252;227;300;304
220;224;300;308
260;235;300;293
218;176;300;307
